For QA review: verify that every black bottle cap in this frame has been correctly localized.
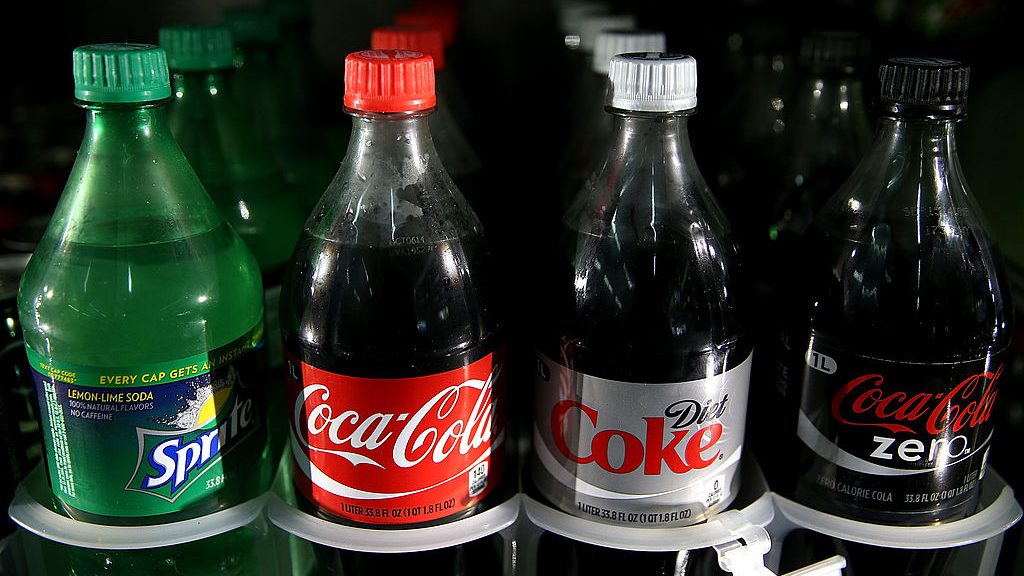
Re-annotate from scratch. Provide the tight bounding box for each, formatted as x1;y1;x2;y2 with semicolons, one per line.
799;31;868;72
879;57;969;107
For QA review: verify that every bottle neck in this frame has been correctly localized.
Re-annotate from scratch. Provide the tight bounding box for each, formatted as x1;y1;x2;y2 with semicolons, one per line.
817;113;972;238
82;101;176;152
314;107;481;247
788;72;873;175
793;72;869;133
172;67;235;100
345;110;441;174
608;110;698;181
875;115;963;184
168;67;276;181
237;44;275;70
566;108;721;235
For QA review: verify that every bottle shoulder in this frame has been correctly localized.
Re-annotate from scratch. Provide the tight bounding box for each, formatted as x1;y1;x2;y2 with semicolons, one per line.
311;154;483;247
18;223;264;365
280;230;501;378
798;221;1012;360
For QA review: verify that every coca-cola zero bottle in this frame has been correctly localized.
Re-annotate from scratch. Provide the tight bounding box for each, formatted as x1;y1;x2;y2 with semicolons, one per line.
781;57;1012;525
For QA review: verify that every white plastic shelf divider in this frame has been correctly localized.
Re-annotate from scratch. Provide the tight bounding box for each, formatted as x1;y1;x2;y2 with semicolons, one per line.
769;469;1022;550
521;491;775;554
266;493;520;553
7;466;265;550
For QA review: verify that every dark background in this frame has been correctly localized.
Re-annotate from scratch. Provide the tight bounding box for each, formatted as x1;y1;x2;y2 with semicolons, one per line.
3;0;1024;574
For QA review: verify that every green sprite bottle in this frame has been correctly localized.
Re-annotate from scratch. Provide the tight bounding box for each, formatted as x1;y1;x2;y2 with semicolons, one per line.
16;44;271;525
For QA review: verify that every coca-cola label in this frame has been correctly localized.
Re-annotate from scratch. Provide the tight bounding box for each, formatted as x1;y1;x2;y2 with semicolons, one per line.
796;336;1006;518
285;350;505;525
531;353;751;527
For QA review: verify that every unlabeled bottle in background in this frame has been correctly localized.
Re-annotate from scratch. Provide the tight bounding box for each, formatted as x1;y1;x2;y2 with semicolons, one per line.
564;13;638;131
748;31;873;493
395;9;458;48
533;51;751;535
280;49;507;572
543;13;639;286
779;57;1011;525
708;17;798;253
392;8;471;124
765;31;873;252
370;26;482;202
264;0;319;116
222;6;333;213
551;1;609;147
559;30;666;211
160;25;307;467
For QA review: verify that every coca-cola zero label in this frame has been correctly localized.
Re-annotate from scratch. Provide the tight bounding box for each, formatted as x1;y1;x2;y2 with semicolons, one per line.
532;353;751;527
286;350;504;525
796;336;1005;519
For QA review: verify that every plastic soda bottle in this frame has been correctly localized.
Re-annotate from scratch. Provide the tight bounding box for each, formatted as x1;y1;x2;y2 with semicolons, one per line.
17;44;271;524
780;58;1012;524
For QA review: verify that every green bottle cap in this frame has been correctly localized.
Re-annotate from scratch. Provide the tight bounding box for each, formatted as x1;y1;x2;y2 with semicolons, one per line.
222;7;281;45
160;25;235;71
73;44;172;103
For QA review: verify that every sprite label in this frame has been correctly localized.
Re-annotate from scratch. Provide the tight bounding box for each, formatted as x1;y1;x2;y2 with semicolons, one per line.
27;324;267;518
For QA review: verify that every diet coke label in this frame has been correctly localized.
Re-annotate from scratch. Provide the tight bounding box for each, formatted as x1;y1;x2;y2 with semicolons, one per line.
531;353;751;527
795;336;1006;517
285;351;505;525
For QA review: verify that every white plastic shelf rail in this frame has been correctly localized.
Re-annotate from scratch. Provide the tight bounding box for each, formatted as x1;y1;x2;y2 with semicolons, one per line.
8;466;264;549
516;464;1021;576
6;463;1021;576
266;491;520;553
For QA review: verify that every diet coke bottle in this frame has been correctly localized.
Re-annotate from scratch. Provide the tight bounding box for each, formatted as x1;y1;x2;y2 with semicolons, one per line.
532;52;752;529
280;49;506;530
779;57;1012;525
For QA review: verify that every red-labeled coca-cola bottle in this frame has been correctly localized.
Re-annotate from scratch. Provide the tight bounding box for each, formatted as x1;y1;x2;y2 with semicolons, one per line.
531;52;751;572
780;57;1013;525
280;49;507;570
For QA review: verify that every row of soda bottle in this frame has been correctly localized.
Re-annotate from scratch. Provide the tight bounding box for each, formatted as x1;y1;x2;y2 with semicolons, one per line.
1;6;1018;576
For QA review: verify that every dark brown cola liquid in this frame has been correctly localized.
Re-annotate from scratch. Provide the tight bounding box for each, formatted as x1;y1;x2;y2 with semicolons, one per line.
281;231;501;379
280;230;507;573
537;218;752;385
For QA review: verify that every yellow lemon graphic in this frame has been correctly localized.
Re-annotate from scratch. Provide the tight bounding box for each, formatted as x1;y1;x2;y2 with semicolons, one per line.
197;386;233;428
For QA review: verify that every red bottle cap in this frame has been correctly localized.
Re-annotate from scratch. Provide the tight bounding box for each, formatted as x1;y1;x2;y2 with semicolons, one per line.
371;26;445;70
394;11;457;46
344;49;436;113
